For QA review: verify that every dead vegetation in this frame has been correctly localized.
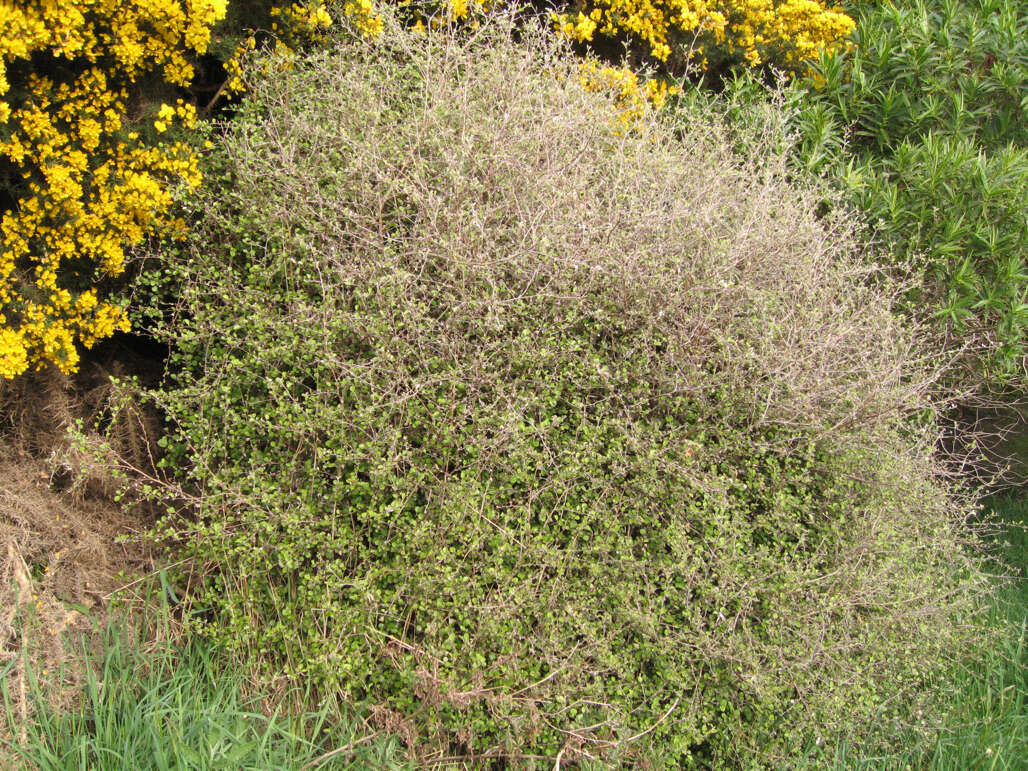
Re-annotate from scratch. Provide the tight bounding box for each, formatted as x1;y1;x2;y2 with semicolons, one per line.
0;352;160;761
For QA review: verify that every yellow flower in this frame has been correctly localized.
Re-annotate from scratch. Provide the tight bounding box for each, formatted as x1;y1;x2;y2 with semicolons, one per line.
0;0;227;377
558;0;852;71
0;328;28;378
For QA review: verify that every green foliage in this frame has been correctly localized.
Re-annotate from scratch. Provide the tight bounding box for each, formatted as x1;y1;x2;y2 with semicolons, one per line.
1;596;406;770
142;17;989;766
791;0;1028;387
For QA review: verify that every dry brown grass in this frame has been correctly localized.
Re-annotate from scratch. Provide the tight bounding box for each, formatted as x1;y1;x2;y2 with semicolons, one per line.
0;363;158;762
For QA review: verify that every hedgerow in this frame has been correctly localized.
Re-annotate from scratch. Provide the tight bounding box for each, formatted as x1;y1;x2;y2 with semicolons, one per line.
0;0;859;385
138;16;990;766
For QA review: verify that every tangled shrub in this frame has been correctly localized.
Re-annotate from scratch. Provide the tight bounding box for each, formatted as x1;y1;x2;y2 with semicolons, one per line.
219;1;380;102
0;0;227;378
147;17;987;767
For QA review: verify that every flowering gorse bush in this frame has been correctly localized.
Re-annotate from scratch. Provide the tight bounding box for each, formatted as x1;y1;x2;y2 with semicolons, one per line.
220;1;397;105
0;0;226;378
555;0;854;71
576;58;680;129
222;2;340;97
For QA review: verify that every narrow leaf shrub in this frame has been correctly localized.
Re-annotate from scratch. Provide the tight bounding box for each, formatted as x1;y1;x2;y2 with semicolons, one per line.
147;16;988;767
794;0;1028;387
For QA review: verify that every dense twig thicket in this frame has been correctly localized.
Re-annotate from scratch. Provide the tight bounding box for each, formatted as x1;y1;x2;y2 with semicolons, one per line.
137;17;989;766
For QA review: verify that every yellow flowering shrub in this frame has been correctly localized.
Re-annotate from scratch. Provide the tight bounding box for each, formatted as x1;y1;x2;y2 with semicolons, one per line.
0;0;227;378
223;2;381;98
576;58;679;130
431;0;491;25
555;0;854;70
388;0;492;37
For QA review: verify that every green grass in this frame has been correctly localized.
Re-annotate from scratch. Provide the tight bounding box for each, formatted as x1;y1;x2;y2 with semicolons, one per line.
1;599;408;771
935;490;1028;769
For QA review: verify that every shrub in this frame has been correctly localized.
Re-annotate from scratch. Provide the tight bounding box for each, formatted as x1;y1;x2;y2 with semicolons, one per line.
219;1;377;102
145;16;988;766
0;0;227;379
552;0;855;73
793;0;1028;387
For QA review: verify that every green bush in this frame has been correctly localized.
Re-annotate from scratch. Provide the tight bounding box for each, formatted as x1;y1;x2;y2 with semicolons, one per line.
143;16;989;767
793;0;1028;387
